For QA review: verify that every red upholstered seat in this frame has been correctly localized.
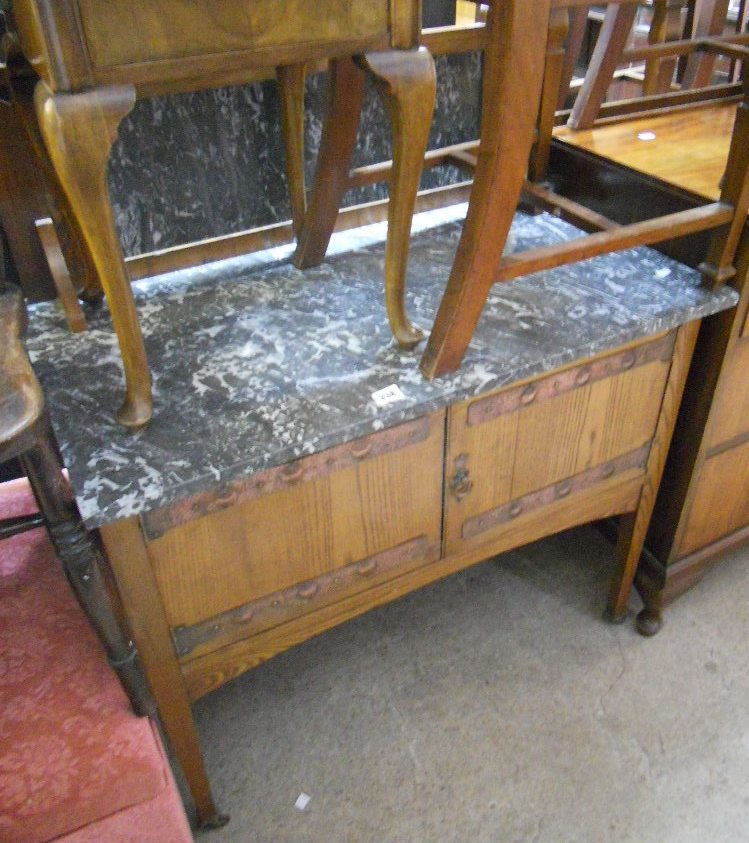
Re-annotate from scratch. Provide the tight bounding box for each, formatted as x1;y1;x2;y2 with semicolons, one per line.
0;479;192;843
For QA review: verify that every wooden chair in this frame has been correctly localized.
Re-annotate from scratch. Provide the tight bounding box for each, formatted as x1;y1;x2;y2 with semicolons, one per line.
4;0;436;429
569;0;733;129
0;280;155;722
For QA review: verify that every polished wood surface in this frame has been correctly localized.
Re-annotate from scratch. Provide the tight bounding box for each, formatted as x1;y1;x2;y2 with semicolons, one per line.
556;103;736;200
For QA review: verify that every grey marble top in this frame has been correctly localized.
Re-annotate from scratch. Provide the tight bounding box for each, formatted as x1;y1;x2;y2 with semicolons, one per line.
26;207;738;528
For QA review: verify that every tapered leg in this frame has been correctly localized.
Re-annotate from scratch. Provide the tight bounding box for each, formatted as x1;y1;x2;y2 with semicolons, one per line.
530;7;570;184
605;322;699;622
643;0;683;96
34;82;152;428
359;47;436;347
293;57;365;268
277;63;308;239
101;517;228;829
682;0;730;89
420;0;550;378
557;5;591;110
568;3;638;130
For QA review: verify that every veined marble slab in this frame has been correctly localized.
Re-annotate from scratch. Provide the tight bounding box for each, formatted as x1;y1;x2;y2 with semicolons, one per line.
26;207;737;528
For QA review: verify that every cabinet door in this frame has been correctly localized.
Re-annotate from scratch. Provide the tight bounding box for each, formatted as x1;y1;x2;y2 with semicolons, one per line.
443;335;675;557
142;411;444;661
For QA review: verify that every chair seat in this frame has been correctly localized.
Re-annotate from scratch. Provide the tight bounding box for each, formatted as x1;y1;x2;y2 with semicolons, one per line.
0;479;168;843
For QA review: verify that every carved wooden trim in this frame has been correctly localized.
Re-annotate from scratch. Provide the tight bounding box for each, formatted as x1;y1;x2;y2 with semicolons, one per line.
461;442;651;541
142;415;432;540
467;333;675;427
172;535;437;658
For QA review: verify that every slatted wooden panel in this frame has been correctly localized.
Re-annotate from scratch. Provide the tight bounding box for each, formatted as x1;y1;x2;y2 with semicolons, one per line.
145;411;445;629
443;338;673;555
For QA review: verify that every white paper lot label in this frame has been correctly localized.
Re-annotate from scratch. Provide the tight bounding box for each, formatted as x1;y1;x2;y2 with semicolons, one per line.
372;384;406;408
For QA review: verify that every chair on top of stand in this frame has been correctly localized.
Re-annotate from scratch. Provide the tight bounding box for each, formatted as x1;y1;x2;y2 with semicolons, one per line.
417;0;749;625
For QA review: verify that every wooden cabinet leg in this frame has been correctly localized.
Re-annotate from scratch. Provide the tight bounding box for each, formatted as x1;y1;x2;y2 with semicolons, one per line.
420;0;549;378
101;518;227;829
568;3;638;130
277;63;307;239
360;47;436;348
293;56;365;268
34;82;152;428
605;321;700;622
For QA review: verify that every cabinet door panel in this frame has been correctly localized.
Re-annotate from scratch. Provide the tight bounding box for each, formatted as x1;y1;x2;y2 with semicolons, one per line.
145;412;445;634
444;338;673;555
706;336;749;449
680;439;749;555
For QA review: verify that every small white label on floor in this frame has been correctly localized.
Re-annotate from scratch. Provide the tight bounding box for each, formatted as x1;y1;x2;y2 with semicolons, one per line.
295;792;311;811
372;384;406;408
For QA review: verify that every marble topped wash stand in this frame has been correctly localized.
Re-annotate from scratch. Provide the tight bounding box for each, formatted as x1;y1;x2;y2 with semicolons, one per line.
5;0;436;428
27;203;737;828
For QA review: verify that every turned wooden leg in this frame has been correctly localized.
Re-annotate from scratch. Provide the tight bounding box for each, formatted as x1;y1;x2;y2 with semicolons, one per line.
359;47;436;348
530;7;570;184
420;0;549;378
605;322;700;623
34;82;152;428
293;57;365;268
101;518;227;829
21;421;155;717
277;63;308;239
636;593;664;636
568;3;638;130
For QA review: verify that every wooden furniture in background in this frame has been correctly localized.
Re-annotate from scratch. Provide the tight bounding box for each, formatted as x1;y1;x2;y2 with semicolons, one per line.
548;97;749;634
5;0;436;428
419;0;749;382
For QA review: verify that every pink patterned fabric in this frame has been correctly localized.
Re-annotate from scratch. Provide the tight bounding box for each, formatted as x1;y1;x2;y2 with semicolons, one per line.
0;479;172;843
56;721;193;843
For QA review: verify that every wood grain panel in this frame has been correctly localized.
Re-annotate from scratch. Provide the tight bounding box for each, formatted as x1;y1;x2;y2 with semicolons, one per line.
146;412;445;628
182;470;644;701
703;336;749;448
680;439;749;556
444;339;672;555
76;0;389;68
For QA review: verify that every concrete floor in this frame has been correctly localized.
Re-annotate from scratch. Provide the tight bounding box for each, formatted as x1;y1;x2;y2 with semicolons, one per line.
191;525;749;843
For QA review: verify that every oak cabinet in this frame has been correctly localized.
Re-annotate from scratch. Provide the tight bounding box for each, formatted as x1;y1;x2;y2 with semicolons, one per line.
443;335;673;558
100;323;697;824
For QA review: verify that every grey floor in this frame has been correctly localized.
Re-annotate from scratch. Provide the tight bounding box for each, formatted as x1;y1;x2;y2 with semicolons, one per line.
191;525;749;843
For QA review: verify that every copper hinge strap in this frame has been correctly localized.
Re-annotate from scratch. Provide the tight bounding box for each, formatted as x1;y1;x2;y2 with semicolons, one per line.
172;534;437;658
467;332;676;427
142;415;432;540
461;442;651;541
